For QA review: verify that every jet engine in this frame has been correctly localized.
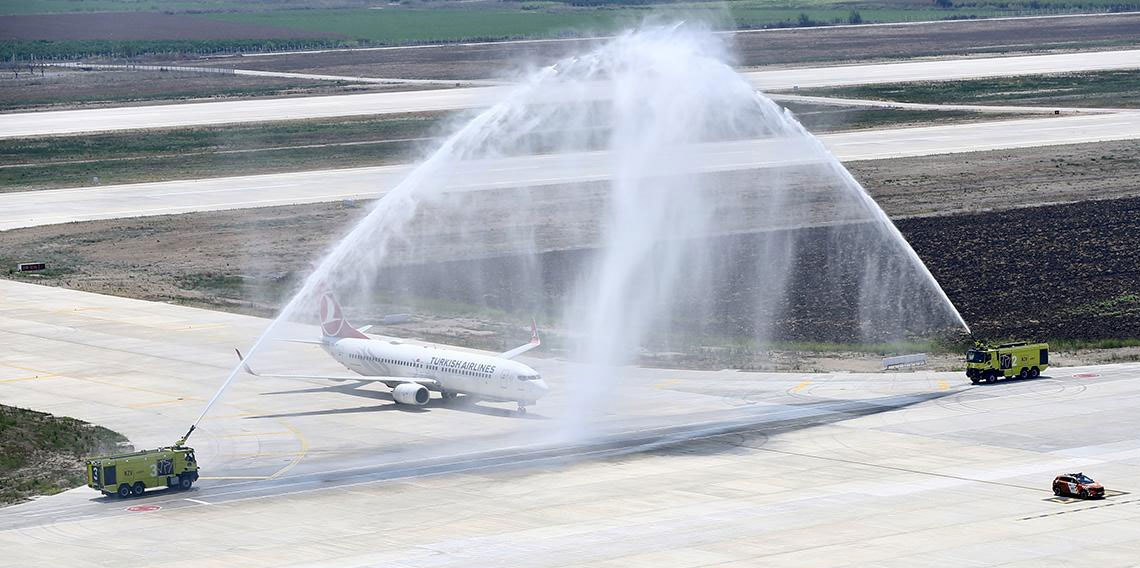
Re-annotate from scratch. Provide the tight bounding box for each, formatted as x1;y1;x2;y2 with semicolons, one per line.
392;383;430;406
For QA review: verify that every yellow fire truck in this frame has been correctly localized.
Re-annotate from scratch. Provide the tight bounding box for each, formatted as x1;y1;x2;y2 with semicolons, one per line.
965;341;1049;384
87;445;199;498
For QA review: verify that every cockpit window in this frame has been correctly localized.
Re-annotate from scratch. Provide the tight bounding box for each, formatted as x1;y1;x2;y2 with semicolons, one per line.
965;350;989;363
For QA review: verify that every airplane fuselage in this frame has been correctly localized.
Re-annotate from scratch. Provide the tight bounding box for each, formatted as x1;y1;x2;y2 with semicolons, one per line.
323;337;548;404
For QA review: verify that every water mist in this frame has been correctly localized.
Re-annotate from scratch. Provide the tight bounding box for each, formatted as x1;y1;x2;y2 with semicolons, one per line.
205;22;968;448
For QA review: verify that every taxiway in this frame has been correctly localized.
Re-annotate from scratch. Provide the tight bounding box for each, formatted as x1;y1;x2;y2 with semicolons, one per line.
1;280;1138;566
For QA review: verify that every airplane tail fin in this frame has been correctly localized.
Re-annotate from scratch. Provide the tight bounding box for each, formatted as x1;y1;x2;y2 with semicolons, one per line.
318;289;369;339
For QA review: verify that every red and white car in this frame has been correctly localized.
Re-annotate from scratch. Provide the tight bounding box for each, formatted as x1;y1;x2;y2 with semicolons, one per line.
1053;473;1105;499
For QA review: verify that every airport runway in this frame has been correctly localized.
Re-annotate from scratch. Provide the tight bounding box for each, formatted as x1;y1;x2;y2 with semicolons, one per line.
54;62;501;88
4;49;1139;138
1;280;1138;566
3;112;1139;231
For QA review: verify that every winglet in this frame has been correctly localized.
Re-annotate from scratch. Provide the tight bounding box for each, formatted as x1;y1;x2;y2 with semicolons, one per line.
500;318;541;360
235;348;260;376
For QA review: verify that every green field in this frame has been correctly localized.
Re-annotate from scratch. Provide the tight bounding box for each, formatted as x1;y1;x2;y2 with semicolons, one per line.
5;0;1135;59
206;8;638;44
0;0;364;15
201;4;1046;44
782;102;1023;131
791;70;1140;109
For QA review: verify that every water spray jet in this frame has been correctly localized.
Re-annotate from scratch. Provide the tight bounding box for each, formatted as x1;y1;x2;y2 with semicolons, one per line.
189;22;969;449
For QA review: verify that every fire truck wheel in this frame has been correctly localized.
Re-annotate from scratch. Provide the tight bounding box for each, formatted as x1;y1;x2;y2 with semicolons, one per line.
1019;368;1029;379
117;484;132;498
1030;367;1040;378
984;372;997;384
179;475;193;490
131;482;146;496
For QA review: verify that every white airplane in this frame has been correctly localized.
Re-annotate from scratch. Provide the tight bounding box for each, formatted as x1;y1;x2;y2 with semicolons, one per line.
239;290;549;414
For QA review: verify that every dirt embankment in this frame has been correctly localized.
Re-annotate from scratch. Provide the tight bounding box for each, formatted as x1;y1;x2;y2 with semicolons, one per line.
0;405;130;506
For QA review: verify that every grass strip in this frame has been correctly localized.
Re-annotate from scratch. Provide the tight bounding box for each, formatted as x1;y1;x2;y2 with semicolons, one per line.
788;70;1140;109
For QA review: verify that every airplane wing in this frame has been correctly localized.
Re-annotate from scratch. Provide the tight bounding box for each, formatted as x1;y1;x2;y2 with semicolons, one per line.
276;338;325;345
275;324;370;345
234;349;438;390
500;318;541;360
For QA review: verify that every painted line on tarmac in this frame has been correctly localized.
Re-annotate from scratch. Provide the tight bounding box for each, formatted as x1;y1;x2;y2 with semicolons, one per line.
0;373;58;382
127;398;195;410
220;431;294;438
230;451;308;459
198;476;270;480
1020;496;1140;521
268;419;310;480
183;498;212;506
1;363;58;378
746;444;1050;494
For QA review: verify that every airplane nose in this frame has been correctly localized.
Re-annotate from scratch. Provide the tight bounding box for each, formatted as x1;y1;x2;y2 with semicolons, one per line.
533;379;550;395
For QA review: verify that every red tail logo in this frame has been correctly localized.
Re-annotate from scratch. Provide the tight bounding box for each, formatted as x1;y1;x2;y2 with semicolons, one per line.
319;293;345;336
319;291;368;339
